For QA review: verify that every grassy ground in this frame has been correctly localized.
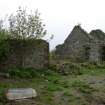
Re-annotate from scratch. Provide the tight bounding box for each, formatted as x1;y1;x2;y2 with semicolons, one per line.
0;66;105;105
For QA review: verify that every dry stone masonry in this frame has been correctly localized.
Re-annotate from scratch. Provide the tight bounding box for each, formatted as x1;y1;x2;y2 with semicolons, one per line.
0;39;49;70
55;25;105;62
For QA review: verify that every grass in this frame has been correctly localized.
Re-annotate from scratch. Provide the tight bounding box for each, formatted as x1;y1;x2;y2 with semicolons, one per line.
0;65;105;105
80;68;105;76
71;80;96;94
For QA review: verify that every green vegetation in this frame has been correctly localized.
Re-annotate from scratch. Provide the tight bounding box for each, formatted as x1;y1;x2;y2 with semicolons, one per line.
0;7;47;40
0;7;50;64
0;40;9;62
0;64;105;105
7;68;57;78
71;80;95;94
8;7;47;39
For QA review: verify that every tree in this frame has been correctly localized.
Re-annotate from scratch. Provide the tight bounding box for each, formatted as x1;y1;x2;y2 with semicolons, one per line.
8;7;47;39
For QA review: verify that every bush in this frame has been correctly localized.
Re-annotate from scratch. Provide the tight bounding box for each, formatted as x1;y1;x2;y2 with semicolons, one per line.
0;40;10;62
7;67;57;78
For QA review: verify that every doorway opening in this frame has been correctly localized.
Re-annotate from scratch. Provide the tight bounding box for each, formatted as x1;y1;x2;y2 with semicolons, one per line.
101;46;105;61
85;47;90;60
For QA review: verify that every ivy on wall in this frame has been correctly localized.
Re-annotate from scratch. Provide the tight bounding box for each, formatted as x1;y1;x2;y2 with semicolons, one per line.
0;40;10;62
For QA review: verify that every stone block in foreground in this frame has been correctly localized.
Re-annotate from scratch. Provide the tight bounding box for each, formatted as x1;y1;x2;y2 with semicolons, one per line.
6;88;37;101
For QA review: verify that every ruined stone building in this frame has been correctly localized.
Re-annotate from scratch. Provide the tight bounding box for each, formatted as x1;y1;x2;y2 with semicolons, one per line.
55;25;105;62
0;39;49;70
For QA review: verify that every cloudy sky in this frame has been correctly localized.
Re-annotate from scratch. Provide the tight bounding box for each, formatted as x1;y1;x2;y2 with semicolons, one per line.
0;0;105;50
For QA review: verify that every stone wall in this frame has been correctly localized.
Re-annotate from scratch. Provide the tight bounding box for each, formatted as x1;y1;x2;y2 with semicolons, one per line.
55;25;91;62
0;39;49;70
89;44;100;62
55;25;105;62
89;43;105;62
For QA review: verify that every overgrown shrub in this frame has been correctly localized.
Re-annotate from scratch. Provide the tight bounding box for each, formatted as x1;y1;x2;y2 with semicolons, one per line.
0;40;10;62
7;67;56;78
0;30;11;63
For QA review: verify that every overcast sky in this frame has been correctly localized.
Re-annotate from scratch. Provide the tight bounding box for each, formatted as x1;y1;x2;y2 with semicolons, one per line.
0;0;105;50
